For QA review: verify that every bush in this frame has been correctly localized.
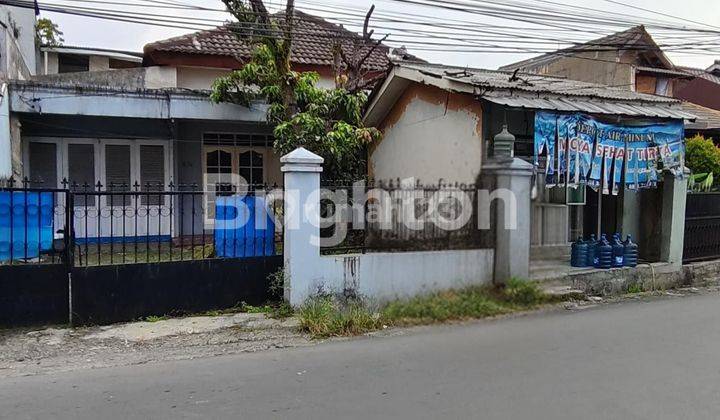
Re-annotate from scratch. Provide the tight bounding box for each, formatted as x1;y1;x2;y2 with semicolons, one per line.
686;135;720;180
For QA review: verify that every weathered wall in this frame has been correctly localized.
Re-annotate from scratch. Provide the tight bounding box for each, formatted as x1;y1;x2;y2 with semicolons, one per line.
88;55;110;72
32;66;177;90
307;249;494;304
0;5;36;76
515;51;634;88
370;82;484;184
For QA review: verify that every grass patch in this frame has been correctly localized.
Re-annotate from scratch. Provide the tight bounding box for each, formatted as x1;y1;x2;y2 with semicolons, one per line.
626;283;644;294
298;295;382;338
144;315;169;323
298;279;556;338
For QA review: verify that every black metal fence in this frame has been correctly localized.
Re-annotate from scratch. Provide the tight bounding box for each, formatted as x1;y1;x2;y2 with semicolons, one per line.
1;178;284;267
320;180;491;254
683;192;720;263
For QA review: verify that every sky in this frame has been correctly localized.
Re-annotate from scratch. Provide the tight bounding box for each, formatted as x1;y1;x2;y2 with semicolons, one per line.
40;0;720;70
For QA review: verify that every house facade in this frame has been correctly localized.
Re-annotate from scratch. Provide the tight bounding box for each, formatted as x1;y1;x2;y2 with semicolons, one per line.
2;9;390;242
365;61;694;263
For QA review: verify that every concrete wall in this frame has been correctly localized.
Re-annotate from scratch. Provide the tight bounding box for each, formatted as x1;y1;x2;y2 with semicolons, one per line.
370;82;484;184
309;250;494;303
174;66;336;90
176;66;231;90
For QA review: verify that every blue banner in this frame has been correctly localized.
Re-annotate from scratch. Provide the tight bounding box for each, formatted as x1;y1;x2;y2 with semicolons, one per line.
534;112;685;194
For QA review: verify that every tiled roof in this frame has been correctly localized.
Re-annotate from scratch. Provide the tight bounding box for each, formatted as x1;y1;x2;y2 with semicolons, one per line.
144;10;390;70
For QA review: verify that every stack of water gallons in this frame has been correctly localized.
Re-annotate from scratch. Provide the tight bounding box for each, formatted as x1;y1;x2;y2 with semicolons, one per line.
570;233;638;269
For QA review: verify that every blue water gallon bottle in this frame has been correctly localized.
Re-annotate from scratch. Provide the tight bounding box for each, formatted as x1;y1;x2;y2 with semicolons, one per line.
585;234;597;267
623;235;639;267
612;234;624;267
594;234;613;269
571;237;588;267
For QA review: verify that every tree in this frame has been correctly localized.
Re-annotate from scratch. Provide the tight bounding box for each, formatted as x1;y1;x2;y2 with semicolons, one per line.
35;18;64;47
211;0;383;180
686;134;720;180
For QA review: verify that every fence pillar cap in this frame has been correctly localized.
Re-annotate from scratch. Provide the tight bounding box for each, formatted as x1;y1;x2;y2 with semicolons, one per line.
281;147;324;173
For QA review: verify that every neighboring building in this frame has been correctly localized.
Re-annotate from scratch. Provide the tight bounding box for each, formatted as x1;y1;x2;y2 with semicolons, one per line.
499;26;720;142
675;61;720;112
365;61;694;261
498;26;692;97
1;4;38;179
0;3;36;80
4;10;391;242
142;10;389;90
37;45;143;75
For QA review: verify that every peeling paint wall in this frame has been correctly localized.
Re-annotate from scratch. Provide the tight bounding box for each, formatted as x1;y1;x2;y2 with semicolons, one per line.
370;82;484;184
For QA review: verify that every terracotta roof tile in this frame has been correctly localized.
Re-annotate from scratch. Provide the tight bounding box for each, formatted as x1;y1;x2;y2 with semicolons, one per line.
144;10;390;71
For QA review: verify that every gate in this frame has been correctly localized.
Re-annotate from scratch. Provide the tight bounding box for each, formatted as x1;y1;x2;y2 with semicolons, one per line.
0;178;284;327
0;181;72;326
683;192;720;263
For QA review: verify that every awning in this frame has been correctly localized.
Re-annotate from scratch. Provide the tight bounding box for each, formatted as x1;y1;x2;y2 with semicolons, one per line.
482;94;697;121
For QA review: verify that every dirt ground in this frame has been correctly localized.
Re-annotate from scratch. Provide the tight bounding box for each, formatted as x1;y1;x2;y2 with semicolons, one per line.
0;313;313;378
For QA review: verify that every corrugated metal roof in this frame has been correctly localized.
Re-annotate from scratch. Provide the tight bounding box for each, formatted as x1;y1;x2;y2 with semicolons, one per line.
483;96;695;119
635;66;692;78
405;62;677;103
682;102;720;130
677;66;720;85
396;62;696;120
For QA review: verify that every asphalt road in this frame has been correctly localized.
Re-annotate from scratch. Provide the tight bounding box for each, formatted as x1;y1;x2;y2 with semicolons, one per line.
3;293;720;420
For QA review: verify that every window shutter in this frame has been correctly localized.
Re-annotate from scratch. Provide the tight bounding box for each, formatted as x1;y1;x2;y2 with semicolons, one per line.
29;142;57;188
140;145;165;205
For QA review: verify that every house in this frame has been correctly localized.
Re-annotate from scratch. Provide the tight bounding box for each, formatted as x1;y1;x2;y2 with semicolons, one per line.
37;45;143;75
498;26;720;139
364;61;694;264
1;10;390;242
498;26;691;97
674;61;720;113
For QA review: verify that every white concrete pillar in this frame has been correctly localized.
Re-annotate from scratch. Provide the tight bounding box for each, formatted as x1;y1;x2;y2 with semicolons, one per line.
482;157;534;284
660;169;688;267
281;147;324;306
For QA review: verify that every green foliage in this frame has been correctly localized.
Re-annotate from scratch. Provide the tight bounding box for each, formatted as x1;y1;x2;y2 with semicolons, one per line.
298;295;381;338
381;287;510;324
626;283;644;294
297;282;568;338
35;18;63;47
211;4;382;179
502;278;546;306
688;172;714;192
685;135;720;183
